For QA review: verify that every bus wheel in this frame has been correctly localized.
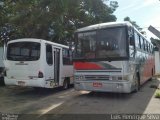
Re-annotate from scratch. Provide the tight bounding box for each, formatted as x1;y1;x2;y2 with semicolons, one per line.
63;78;69;89
149;69;154;81
152;68;154;76
134;73;140;92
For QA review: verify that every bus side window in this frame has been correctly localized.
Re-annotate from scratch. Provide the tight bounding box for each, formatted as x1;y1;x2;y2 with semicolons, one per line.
128;27;134;48
63;48;72;65
146;42;149;52
129;33;135;58
145;41;147;52
46;44;53;65
151;45;154;54
138;35;141;49
134;31;140;48
148;44;151;53
129;35;135;49
140;37;143;50
143;39;146;51
150;44;152;53
146;41;148;52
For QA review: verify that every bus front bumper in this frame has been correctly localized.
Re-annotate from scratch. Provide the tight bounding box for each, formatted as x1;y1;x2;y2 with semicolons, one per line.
74;80;132;93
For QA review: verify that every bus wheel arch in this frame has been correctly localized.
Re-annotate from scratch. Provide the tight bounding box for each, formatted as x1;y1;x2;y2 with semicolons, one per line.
134;72;140;92
63;77;70;89
152;68;154;76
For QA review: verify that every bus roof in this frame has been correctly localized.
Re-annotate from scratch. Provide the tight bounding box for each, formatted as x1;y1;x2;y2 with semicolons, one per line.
8;38;69;49
76;22;132;32
76;21;152;43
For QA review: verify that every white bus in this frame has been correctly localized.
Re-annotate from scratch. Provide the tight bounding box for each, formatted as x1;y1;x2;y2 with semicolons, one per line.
3;38;73;89
73;22;155;93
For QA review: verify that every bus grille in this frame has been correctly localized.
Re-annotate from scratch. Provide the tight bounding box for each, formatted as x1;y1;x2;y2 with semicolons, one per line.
85;75;109;80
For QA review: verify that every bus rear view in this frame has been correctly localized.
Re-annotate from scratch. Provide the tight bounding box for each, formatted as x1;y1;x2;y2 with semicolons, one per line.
4;38;74;88
4;39;43;87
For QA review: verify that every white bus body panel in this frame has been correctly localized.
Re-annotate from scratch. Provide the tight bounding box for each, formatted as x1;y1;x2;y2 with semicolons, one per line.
61;65;74;85
4;59;45;87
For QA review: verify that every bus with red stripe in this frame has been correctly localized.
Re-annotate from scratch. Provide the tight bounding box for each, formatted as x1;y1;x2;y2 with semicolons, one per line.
73;22;155;93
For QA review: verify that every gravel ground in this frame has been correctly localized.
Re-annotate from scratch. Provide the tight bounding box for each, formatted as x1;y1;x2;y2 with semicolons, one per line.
0;78;159;120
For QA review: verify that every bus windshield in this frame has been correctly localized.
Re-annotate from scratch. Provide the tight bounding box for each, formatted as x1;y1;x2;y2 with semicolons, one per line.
75;27;128;60
7;42;40;61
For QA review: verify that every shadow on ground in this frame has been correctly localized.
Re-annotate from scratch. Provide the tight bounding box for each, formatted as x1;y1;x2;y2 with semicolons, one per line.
20;78;160;120
0;79;159;120
3;84;73;98
45;79;160;116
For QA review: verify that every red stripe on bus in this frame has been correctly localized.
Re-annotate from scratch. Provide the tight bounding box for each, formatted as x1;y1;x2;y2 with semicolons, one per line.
74;62;103;70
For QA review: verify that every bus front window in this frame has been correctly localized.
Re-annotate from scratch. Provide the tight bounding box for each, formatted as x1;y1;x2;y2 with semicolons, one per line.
97;27;127;58
76;31;96;59
75;27;128;60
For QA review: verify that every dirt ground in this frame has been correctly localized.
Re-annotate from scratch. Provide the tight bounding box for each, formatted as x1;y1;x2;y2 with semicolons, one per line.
0;78;160;120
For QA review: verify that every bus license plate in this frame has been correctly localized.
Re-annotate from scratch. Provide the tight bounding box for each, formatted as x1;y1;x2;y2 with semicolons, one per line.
18;81;25;86
93;82;102;87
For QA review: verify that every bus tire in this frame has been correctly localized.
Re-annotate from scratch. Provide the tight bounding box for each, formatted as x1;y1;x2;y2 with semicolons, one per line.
63;78;70;89
134;72;140;92
0;77;5;86
149;68;154;81
152;68;154;76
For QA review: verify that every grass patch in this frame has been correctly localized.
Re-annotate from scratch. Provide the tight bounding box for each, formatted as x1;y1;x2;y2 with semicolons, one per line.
155;90;160;98
154;74;160;78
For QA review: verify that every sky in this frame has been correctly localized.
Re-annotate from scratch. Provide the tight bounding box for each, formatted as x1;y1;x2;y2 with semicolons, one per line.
113;0;160;39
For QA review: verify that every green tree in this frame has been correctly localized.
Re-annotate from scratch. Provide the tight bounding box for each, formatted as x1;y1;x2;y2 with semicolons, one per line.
82;0;118;24
124;16;147;35
124;16;142;30
0;0;119;44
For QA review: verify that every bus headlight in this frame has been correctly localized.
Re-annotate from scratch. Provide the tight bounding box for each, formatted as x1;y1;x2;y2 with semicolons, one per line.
75;75;85;80
118;76;123;80
122;75;129;80
109;76;123;81
109;76;123;80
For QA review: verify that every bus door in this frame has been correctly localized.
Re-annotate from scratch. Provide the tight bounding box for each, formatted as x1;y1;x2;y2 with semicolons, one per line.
53;48;61;84
45;44;54;82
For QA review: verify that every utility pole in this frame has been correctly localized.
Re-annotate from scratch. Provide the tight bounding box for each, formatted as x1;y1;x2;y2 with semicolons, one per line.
148;25;160;39
148;26;160;74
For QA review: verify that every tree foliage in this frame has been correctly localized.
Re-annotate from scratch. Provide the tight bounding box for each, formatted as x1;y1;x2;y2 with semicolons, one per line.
124;16;148;36
124;16;142;31
0;0;118;44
